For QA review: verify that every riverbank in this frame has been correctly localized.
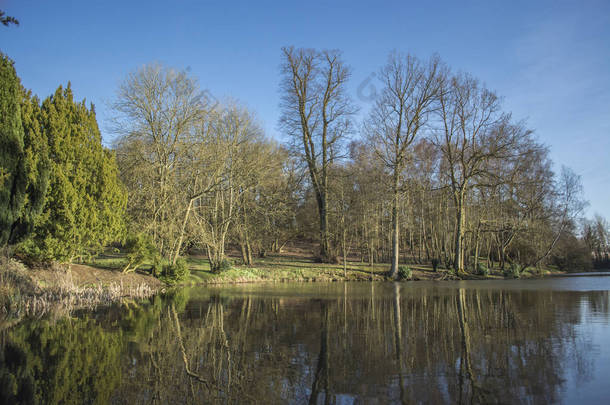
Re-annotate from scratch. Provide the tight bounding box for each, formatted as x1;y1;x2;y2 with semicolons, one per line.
0;258;161;319
174;253;566;284
1;252;566;319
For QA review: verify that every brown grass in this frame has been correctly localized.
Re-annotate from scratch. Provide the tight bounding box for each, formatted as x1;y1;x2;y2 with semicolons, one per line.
1;258;161;321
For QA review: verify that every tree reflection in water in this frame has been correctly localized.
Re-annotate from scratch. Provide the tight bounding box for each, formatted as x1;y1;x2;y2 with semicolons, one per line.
0;283;606;404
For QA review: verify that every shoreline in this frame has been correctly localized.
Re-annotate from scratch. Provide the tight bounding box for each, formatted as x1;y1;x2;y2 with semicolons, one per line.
1;256;572;320
0;259;160;320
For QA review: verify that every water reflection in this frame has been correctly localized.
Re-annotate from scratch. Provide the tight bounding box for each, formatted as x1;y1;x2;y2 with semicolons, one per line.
1;280;609;404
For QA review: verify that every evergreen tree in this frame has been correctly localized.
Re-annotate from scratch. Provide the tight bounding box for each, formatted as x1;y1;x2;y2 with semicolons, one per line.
23;84;127;262
9;90;51;244
0;52;27;247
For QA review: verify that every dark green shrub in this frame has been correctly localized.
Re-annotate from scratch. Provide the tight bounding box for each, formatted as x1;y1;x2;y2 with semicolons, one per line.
503;263;520;279
477;263;489;276
398;265;412;280
218;258;233;272
14;239;53;265
151;256;164;277
160;258;189;285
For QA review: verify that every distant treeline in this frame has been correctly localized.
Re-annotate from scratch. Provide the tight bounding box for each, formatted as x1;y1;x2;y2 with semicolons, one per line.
1;48;608;276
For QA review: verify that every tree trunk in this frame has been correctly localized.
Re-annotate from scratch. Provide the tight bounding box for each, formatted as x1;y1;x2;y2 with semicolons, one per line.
453;190;465;273
246;237;253;265
317;191;331;262
172;198;194;265
240;243;249;265
342;228;348;278
473;220;481;272
390;171;400;278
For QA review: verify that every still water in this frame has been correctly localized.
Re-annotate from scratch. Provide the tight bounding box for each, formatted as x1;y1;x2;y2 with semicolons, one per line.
2;278;610;404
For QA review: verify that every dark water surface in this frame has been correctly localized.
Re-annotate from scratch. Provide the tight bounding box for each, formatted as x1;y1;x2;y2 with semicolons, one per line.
2;278;610;404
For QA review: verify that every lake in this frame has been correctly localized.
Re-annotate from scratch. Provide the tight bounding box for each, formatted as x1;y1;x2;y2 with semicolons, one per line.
2;278;610;404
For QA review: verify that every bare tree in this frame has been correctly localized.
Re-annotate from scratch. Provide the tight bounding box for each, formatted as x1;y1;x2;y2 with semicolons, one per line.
279;46;355;262
583;214;610;267
112;63;210;258
365;52;445;277
434;73;533;273
190;104;273;271
519;166;587;270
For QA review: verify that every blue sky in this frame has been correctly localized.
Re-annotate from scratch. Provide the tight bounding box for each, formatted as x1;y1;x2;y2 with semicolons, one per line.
3;0;609;219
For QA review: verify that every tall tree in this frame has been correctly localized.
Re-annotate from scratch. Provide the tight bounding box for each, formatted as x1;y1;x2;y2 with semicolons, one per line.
0;52;26;248
189;104;272;271
279;46;355;262
435;73;532;273
9;90;50;245
518;166;587;271
23;84;126;261
365;52;444;277
112;63;209;258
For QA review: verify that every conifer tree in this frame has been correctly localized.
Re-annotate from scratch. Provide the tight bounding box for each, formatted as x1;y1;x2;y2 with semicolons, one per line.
24;84;127;261
0;52;27;247
9;91;51;244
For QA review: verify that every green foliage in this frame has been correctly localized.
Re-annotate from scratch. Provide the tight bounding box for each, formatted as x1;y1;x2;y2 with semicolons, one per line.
122;232;158;273
477;262;489;276
0;10;19;27
9;90;50;245
0;52;27;247
159;258;190;285
22;84;127;262
152;255;164;278
398;265;412;280
504;263;520;279
219;258;233;272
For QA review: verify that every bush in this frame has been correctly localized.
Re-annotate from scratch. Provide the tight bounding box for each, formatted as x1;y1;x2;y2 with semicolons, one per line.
503;263;520;279
397;265;412;280
477;263;489;276
151;255;165;277
122;233;158;273
15;239;54;265
159;258;190;285
217;258;233;272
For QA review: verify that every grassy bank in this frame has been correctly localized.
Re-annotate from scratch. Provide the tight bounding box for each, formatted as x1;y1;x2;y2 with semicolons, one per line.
90;250;564;286
184;254;565;284
1;249;565;319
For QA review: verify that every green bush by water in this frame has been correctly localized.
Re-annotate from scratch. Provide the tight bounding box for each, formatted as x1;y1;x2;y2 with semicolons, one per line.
503;263;520;279
218;258;233;272
398;266;412;280
159;258;190;285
